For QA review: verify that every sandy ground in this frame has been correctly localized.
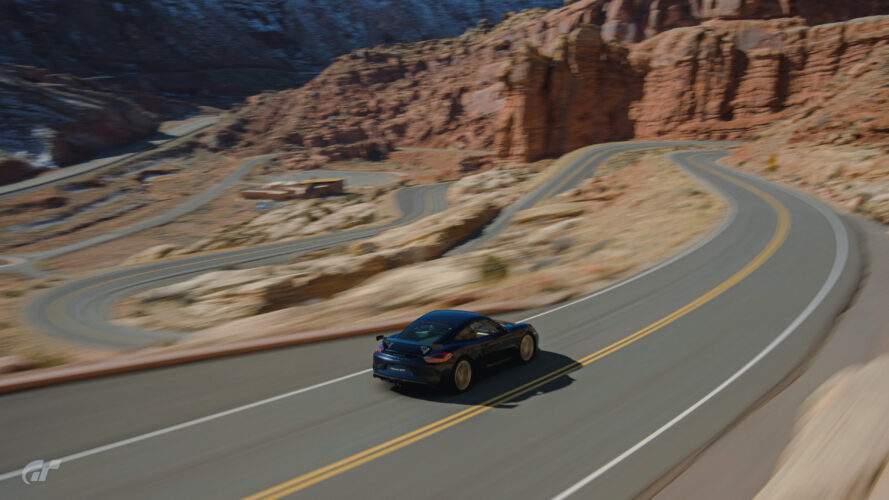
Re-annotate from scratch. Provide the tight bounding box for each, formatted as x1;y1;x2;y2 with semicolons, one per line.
142;148;726;345
1;150;240;256
1;146;724;373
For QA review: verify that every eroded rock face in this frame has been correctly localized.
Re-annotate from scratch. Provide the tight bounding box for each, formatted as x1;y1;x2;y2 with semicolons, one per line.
757;355;889;500
598;0;889;43
131;200;501;329
497;15;889;159
0;155;39;186
497;25;640;160
0;64;160;171
222;0;889;164
631;16;889;140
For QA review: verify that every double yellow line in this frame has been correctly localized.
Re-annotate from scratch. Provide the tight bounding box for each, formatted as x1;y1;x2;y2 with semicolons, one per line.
244;154;792;499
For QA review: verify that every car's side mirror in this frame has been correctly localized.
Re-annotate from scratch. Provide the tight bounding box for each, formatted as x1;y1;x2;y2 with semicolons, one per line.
376;335;386;341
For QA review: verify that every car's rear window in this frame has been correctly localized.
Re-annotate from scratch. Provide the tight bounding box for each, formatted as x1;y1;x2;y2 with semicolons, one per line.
396;320;453;344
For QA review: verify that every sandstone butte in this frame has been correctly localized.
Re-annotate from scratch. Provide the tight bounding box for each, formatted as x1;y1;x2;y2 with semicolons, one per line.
212;0;889;165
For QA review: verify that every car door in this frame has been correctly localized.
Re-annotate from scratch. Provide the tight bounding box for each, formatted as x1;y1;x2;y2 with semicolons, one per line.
474;319;512;365
453;323;487;365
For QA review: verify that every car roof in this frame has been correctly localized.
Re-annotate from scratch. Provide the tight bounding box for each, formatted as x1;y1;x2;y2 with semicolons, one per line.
416;310;488;328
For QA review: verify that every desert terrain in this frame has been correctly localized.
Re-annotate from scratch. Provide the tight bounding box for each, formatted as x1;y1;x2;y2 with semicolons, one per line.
1;1;889;499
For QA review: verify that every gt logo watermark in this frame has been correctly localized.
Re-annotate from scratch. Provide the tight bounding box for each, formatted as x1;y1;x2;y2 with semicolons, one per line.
21;460;60;485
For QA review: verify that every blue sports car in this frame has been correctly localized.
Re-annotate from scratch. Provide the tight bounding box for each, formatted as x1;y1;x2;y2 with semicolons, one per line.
372;310;539;392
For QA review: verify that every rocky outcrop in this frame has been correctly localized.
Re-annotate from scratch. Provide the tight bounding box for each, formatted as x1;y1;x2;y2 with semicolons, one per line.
497;25;640;160
757;354;889;500
596;0;889;44
129;200;501;329
122;244;179;266
507;16;889;158
223;0;889;164
0;64;160;171
353;200;503;261
0;155;39;186
632;16;889;140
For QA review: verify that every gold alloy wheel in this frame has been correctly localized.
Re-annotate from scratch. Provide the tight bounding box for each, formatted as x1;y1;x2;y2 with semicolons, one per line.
519;335;535;362
453;359;472;391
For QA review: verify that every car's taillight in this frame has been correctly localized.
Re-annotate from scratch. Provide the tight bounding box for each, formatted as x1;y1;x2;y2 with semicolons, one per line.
375;342;385;354
423;352;453;364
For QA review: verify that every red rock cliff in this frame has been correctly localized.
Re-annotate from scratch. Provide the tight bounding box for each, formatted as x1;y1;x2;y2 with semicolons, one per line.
497;15;889;160
222;2;889;164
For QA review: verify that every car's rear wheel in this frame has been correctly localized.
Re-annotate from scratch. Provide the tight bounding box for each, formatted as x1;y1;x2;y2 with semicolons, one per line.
451;358;473;392
518;334;536;363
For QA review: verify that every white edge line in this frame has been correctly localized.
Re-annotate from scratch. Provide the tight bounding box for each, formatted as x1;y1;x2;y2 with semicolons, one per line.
550;153;852;500
0;145;740;484
0;369;371;482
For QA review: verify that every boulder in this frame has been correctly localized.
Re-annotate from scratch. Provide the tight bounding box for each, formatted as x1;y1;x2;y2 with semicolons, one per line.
0;355;34;374
0;155;39;186
757;355;889;500
356;200;502;260
122;244;180;266
513;202;586;223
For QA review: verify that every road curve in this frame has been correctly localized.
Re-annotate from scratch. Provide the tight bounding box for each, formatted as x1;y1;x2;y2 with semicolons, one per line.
0;146;858;499
26;181;451;347
10;154;277;266
26;140;733;348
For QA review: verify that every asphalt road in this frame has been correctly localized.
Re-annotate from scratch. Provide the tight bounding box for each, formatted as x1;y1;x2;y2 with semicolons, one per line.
26;140;726;347
448;141;738;254
0;146;858;499
0;116;219;199
25;181;451;347
13;154;278;266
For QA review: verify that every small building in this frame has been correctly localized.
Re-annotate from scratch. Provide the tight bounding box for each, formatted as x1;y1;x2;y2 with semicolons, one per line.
240;177;345;201
240;189;292;201
296;178;344;198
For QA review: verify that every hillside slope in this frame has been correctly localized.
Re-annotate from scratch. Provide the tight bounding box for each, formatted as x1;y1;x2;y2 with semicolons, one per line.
0;0;563;102
0;64;160;175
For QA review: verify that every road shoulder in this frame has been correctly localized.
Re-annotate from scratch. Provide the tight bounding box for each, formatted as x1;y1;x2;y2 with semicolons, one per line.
653;215;889;500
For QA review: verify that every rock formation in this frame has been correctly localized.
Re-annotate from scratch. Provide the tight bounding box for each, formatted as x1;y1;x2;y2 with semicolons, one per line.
0;154;39;186
757;354;889;500
221;2;889;164
3;0;887;172
496;25;640;159
130;200;502;329
0;64;160;178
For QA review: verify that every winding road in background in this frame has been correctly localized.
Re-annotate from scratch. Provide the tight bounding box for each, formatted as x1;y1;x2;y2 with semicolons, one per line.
25;180;451;347
0;116;219;200
24;140;730;348
0;143;859;499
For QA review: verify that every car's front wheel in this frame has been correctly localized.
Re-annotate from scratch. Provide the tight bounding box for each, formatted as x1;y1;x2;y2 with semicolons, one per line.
518;334;536;363
451;358;473;392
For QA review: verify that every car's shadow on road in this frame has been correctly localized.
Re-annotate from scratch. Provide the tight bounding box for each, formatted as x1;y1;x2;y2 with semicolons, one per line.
388;350;580;408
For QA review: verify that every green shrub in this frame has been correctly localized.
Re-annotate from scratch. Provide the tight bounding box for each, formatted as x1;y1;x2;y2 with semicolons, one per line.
479;256;508;281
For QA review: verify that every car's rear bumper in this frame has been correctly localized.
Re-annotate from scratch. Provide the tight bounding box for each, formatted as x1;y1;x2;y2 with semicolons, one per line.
373;353;447;386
